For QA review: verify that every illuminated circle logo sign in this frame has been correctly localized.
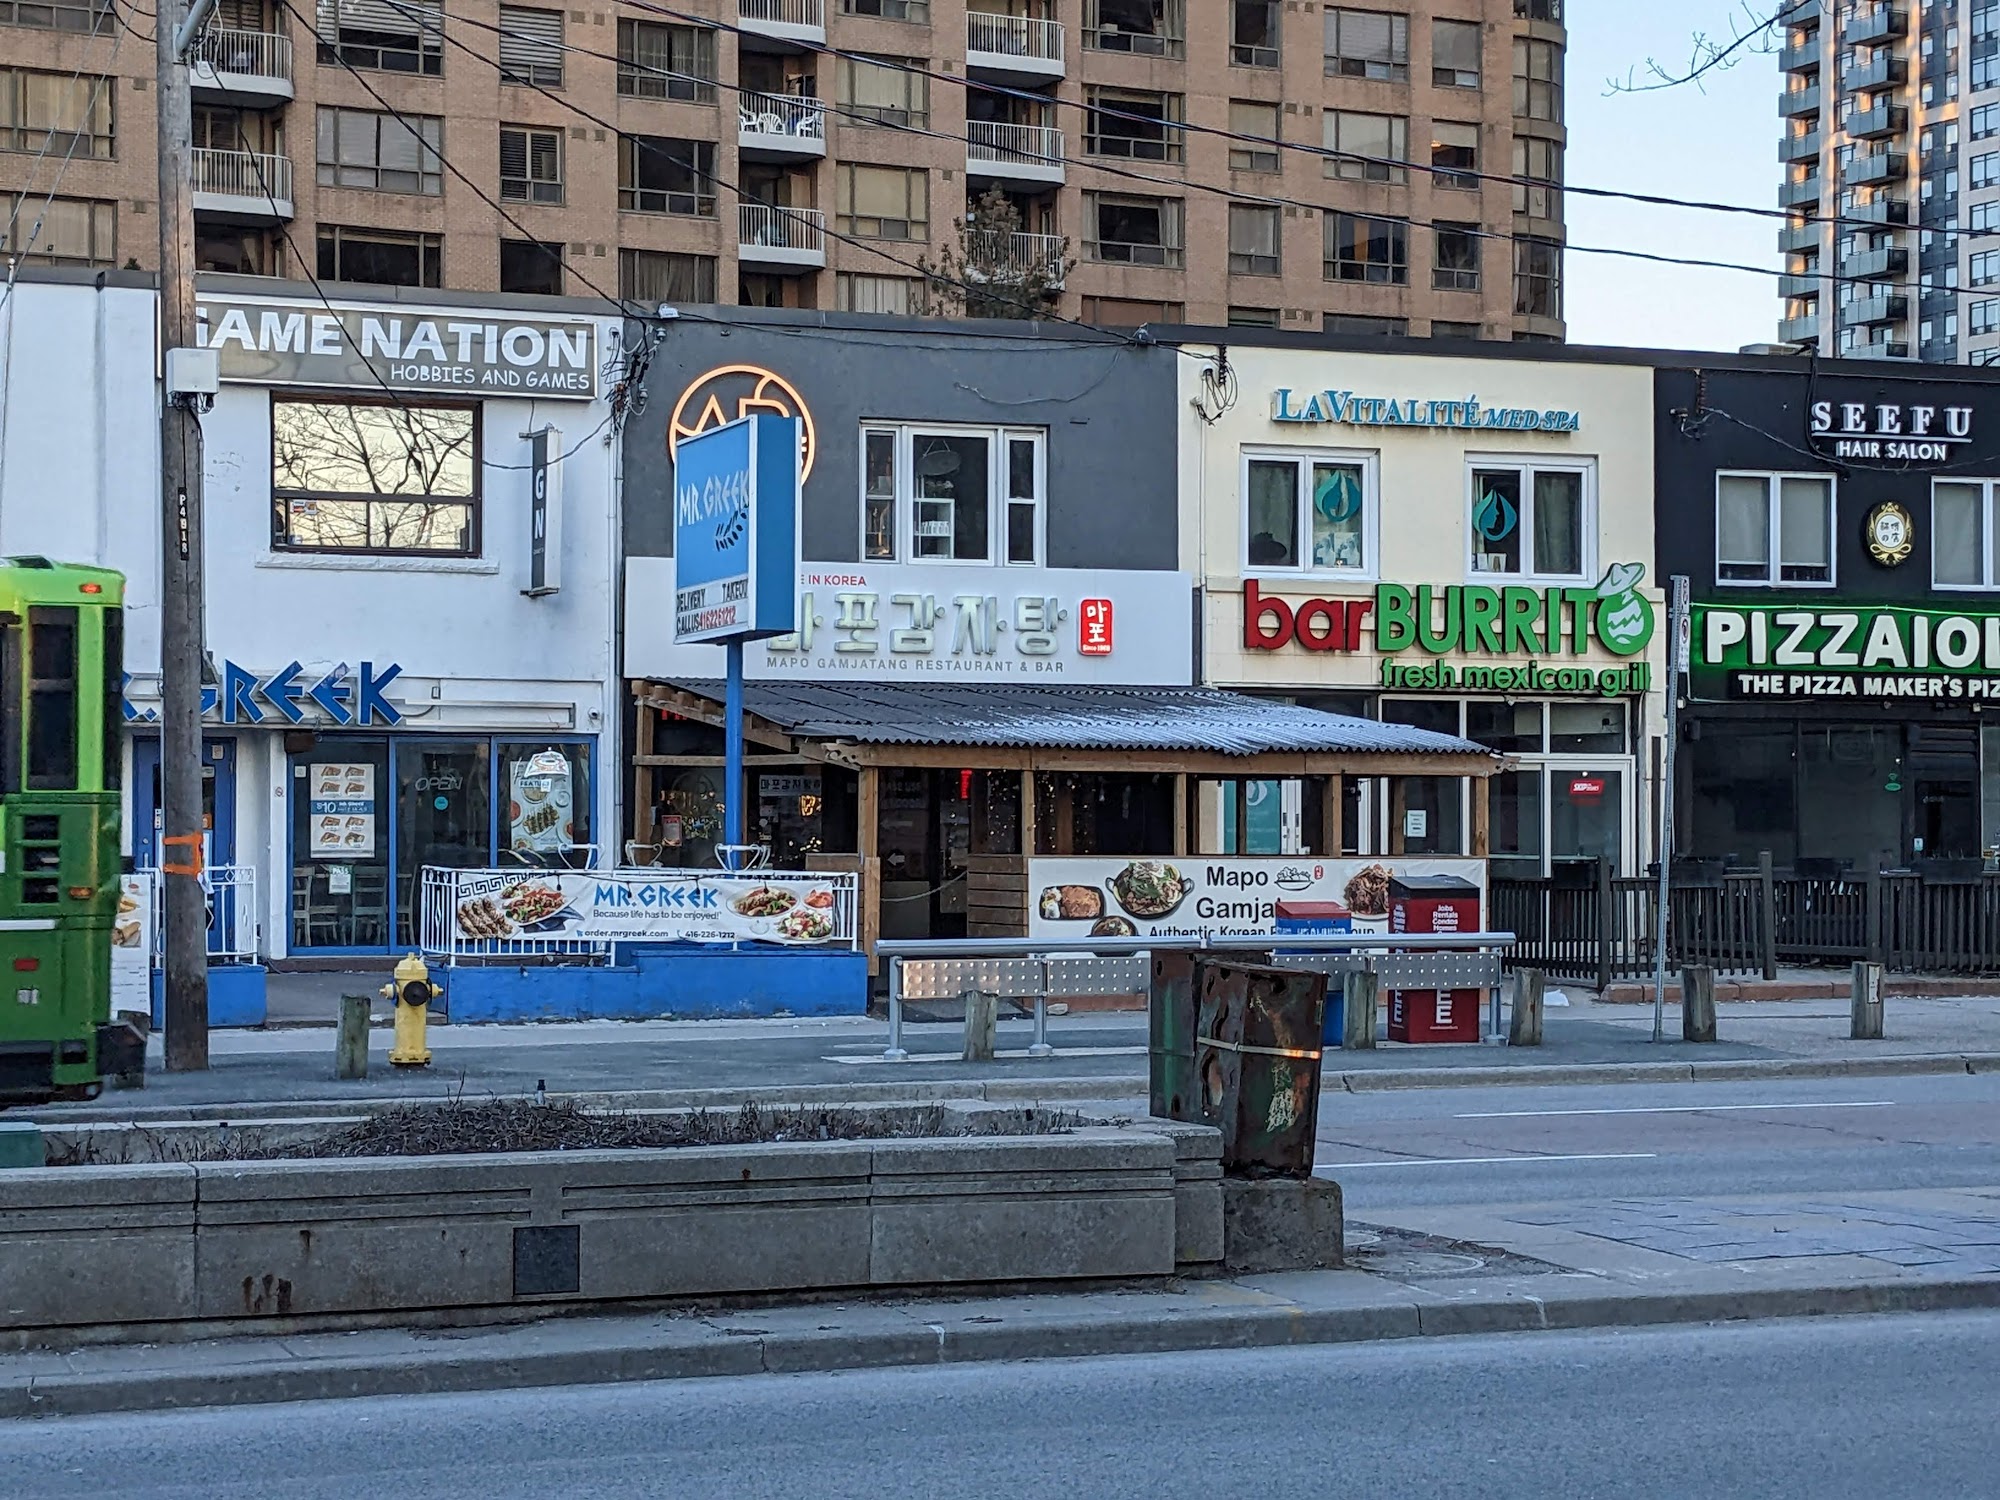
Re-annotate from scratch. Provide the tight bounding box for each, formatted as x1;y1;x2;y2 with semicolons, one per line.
668;364;816;483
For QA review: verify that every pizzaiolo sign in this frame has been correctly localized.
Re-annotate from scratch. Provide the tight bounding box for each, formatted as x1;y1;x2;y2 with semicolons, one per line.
1245;565;1656;698
1694;603;2000;699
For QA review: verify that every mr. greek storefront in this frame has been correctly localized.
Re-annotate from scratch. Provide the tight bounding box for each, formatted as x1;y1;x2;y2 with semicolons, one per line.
1660;357;2000;871
1175;334;1664;878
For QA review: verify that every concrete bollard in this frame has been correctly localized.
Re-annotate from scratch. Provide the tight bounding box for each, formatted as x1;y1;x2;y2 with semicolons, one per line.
1509;967;1546;1046
1851;961;1885;1040
962;990;998;1062
335;993;372;1080
1341;970;1378;1050
1680;964;1717;1043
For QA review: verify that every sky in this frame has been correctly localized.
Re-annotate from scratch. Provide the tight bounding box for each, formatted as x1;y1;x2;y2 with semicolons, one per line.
1564;4;1782;351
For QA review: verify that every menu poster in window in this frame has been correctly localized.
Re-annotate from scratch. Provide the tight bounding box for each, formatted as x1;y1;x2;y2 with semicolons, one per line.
110;872;153;1014
309;762;377;859
509;751;575;853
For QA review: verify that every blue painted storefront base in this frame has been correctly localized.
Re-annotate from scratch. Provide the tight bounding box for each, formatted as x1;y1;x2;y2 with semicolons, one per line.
149;965;269;1030
442;947;869;1023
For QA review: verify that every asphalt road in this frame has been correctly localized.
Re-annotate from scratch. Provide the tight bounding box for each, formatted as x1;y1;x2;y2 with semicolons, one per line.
5;1313;1995;1499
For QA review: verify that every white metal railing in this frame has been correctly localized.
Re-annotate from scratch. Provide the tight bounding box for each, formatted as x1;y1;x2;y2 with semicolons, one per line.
967;10;1064;63
738;201;826;253
967;120;1065;169
190;147;294;205
738;0;823;28
149;863;259;964
966;228;1067;285
189;25;294;83
739;91;826;143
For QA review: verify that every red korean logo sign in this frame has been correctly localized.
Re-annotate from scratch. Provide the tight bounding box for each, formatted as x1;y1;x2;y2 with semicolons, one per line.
1079;598;1113;656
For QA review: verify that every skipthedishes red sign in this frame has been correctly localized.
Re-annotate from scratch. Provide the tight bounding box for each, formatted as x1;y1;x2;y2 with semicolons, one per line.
1569;776;1606;800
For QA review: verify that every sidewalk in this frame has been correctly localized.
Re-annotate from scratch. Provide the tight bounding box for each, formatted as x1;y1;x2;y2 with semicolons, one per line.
6;1185;1997;1419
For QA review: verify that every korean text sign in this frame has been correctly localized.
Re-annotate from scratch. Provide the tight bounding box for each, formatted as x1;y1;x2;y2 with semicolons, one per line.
673;414;800;643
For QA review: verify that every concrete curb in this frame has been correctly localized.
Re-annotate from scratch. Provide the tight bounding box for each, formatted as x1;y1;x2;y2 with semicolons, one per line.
8;1274;2000;1420
1331;1051;2000;1091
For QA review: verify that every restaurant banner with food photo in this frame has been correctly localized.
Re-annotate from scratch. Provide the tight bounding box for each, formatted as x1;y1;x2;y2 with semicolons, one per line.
308;762;377;858
446;868;855;945
1027;856;1486;940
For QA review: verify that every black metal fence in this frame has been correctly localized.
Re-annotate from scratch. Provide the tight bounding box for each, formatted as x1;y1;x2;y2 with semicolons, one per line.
1492;859;2000;985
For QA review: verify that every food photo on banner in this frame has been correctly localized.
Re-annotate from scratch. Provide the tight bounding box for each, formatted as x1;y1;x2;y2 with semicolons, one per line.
450;871;848;945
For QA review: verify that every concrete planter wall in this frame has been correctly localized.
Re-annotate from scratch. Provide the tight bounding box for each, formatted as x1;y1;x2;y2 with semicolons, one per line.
0;1125;1222;1337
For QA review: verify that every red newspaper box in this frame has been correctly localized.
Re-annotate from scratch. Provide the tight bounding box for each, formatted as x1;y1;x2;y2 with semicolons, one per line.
1386;875;1481;1043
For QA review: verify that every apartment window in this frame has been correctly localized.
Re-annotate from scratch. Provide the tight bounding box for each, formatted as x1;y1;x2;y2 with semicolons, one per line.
1513;0;1561;16
1970;202;1999;234
841;0;928;18
272;398;477;557
1975;152;2000;190
1432;121;1478;189
1231;0;1279;67
196;225;280;275
1228;203;1280;276
1324;110;1407;183
1229;100;1279;171
1470;461;1590;579
617;20;716;102
1975;298;2000;335
1081;295;1182;326
1085;192;1184;267
0;0;111;31
1084;0;1184;58
314;0;443;75
0;69;114;158
497;5;563;87
838;272;921;313
1433;18;1481;87
1513;136;1562;217
1324;8;1407;81
316;108;443;195
619;247;717;303
499;238;562;295
1228;305;1278;327
1431;319;1480;338
1974;249;2000;286
1323;211;1407;284
1244;452;1372;573
860;425;1044;565
1716;472;1834;586
1085;87;1184;162
316;225;442;286
618;135;716;216
1513;235;1561;318
839;55;928;127
1433;221;1480;290
500;125;562;204
1513;37;1562;121
1975;103;2000;140
0;193;114;265
837;164;928;239
1935;480;2000;588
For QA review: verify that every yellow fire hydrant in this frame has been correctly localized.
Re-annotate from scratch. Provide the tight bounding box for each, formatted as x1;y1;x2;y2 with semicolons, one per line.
383;953;440;1068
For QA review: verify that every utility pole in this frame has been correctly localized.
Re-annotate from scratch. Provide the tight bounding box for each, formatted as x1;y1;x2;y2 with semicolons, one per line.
157;0;213;1069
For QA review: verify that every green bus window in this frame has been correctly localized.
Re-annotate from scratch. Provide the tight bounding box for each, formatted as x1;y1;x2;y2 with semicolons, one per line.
27;606;78;791
102;608;122;791
0;615;20;796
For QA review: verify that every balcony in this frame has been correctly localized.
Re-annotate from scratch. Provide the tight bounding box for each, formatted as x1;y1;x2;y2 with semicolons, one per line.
190;148;293;221
1841;54;1907;92
1847;195;1909;225
1779;218;1821;254
737;202;824;272
1844;6;1905;46
188;26;294;105
1845;292;1909;325
1780;175;1823;208
1778;313;1821;345
738;93;826;161
966;121;1065;186
1780;33;1819;73
737;0;823;51
1844;340;1911;360
1781;84;1821;118
1845;102;1908;139
967;229;1069;288
966;10;1065;83
1778;271;1825;299
1841;244;1909;279
1781;128;1820;163
1844;151;1907;187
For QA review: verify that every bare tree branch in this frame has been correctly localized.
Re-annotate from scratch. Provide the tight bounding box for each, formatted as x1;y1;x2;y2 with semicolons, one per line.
1607;0;1815;95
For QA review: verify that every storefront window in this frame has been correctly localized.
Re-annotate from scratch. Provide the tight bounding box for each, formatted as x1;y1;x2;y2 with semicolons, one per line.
500;741;593;862
754;768;824;866
1550;702;1626;753
1469;461;1590;579
1799;726;1902;869
271;398;479;556
970;770;1022;854
1381;698;1459;736
1390;776;1461;854
1243;452;1370;571
1689;723;1797;867
859;424;1045;565
1466;700;1543;753
292;742;392;949
1551;768;1621;867
395;739;490;944
1715;472;1833;586
1933;479;2000;588
1488;768;1543;878
1040;773;1176;855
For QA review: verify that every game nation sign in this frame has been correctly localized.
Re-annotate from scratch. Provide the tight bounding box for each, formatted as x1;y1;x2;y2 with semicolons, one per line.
1692;603;2000;699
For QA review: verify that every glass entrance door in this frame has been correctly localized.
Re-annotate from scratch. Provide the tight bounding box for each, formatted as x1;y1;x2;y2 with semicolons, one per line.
395;739;491;946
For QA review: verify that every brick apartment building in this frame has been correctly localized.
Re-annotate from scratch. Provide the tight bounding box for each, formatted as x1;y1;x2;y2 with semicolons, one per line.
0;0;1565;334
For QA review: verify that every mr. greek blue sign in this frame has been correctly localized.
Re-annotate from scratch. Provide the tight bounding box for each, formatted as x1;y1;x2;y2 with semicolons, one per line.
124;661;404;726
1271;389;1582;433
672;413;799;644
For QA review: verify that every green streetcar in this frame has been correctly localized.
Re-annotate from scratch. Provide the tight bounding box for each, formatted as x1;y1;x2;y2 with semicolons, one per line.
0;557;141;1105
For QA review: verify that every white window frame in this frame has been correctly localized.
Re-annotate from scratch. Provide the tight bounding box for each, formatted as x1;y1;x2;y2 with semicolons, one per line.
1932;477;2000;589
858;422;1046;567
1714;469;1837;589
1238;445;1378;578
1464;454;1596;583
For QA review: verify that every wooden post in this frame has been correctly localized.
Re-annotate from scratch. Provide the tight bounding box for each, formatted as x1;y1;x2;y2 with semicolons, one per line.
1341;969;1378;1050
859;766;881;976
1171;772;1189;855
1509;967;1545;1046
1595;856;1614;994
1020;769;1037;856
1321;774;1343;857
1470;775;1491;859
1389;778;1408;856
630;696;655;858
1851;960;1884;1040
1758;849;1778;981
335;994;371;1080
962;990;998;1061
1233;778;1249;855
1053;775;1075;855
1680;963;1717;1042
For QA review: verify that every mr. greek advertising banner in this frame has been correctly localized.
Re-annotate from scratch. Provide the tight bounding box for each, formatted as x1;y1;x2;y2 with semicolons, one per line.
447;870;854;945
1691;603;2000;700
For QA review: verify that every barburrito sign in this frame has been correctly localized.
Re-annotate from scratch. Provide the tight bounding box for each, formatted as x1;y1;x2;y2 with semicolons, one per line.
194;297;599;399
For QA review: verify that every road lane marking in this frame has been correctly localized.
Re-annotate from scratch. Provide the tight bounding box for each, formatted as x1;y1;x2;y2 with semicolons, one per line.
1315;1152;1658;1169
1452;1101;1897;1120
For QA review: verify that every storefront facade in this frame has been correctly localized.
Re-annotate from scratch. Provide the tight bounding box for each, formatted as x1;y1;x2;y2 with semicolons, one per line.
1175;335;1664;877
1660;359;2000;873
0;273;623;957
